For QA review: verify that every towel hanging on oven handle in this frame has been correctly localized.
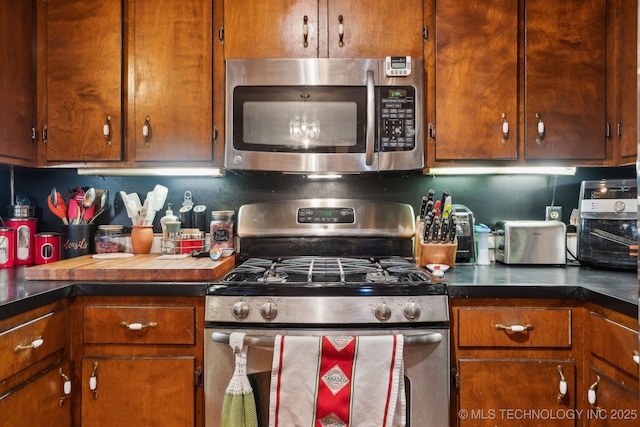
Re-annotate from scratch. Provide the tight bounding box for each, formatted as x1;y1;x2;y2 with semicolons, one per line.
211;331;443;349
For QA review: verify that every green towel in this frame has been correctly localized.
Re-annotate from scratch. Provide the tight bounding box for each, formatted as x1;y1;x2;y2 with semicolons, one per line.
221;332;259;427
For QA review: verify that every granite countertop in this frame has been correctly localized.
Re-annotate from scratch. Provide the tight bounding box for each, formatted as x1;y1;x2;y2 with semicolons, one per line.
1;263;638;322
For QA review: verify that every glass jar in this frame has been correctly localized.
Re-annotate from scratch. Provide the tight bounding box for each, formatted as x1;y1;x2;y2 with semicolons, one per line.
210;211;235;249
95;225;125;253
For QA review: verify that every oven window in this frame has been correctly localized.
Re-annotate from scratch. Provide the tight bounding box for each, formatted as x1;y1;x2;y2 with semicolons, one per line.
233;86;367;153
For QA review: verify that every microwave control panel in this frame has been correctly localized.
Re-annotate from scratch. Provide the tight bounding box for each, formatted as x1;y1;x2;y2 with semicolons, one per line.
379;87;416;152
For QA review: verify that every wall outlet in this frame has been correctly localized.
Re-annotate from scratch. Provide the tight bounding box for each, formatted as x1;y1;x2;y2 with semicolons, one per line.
546;206;562;221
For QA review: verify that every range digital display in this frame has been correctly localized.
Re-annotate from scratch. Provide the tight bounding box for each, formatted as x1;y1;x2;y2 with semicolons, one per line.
298;207;355;224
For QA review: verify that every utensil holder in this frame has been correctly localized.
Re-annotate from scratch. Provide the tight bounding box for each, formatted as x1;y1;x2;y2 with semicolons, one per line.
130;225;153;254
62;224;95;259
416;240;458;268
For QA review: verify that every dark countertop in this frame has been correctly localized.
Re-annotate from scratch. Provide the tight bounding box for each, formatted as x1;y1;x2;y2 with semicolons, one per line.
1;263;638;322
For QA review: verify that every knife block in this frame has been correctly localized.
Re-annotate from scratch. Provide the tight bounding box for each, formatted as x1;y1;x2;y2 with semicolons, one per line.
415;217;458;267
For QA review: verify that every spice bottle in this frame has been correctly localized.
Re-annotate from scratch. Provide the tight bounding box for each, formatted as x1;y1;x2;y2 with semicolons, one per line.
210;211;235;249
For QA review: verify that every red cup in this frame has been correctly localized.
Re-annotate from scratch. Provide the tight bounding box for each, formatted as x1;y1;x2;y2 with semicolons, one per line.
35;232;61;265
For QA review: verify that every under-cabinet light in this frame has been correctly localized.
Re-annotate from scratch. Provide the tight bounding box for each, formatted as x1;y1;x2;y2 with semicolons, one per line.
77;167;226;177
305;174;344;179
426;166;576;176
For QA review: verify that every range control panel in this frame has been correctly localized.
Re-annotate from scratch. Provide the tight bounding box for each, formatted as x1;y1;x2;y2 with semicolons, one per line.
379;87;416;152
297;207;355;224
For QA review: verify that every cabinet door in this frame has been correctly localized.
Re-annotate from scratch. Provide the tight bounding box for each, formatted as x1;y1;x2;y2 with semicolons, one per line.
525;0;606;160
131;0;213;162
45;0;123;162
615;0;637;163
0;360;72;426
434;0;518;161
0;0;36;163
458;359;576;427
223;0;319;58
326;0;424;58
81;357;196;427
584;368;640;427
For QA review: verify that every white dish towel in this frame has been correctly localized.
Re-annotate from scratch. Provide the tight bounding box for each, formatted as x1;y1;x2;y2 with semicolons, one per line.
269;334;405;427
221;332;259;427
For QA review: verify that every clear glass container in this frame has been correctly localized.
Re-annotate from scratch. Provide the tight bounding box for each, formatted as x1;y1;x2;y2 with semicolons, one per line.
95;225;125;253
210;211;235;249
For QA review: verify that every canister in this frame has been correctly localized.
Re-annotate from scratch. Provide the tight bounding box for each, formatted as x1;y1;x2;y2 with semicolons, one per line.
35;232;61;264
4;217;37;265
0;227;15;268
210;211;235;249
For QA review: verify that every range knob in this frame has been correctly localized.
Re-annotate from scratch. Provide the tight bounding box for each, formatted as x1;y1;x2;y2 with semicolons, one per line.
231;301;250;319
260;300;278;321
403;301;422;321
374;302;392;322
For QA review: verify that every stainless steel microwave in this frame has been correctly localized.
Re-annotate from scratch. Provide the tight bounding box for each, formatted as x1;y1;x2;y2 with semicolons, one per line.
225;57;424;174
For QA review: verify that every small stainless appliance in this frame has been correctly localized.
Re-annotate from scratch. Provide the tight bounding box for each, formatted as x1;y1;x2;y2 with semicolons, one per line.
577;179;637;270
204;199;449;427
225;57;424;173
495;220;567;265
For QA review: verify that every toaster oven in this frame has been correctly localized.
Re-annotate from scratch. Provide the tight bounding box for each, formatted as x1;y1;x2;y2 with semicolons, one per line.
576;179;637;270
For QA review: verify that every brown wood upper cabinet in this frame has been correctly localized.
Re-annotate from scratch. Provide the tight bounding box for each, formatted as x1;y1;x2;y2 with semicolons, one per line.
42;0;213;164
222;0;424;59
430;0;608;164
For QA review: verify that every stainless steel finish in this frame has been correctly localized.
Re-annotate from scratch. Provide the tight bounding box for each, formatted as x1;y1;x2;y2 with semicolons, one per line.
237;199;415;238
365;69;375;166
225;58;424;173
205;294;449;324
204;327;450;427
495;220;567;265
211;331;444;347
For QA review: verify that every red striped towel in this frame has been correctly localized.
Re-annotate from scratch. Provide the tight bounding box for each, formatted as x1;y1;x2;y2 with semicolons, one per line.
269;335;405;427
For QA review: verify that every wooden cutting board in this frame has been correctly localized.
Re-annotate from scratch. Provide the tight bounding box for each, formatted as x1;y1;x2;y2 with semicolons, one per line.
24;253;236;282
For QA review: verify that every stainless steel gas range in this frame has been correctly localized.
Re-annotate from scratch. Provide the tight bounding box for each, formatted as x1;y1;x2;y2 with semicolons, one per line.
204;199;450;427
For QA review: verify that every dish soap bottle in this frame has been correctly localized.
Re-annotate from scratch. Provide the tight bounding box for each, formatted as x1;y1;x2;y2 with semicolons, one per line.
160;203;180;238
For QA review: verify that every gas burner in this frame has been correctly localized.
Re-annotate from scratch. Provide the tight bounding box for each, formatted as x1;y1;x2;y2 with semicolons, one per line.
365;269;399;283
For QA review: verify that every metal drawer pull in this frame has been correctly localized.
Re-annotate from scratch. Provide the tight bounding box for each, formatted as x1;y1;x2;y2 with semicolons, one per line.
59;368;72;407
211;332;443;349
142;116;151;147
588;375;600;406
14;336;44;352
337;15;344;47
501;112;509;144
302;16;309;48
535;112;545;144
120;321;158;330
557;365;567;403
90;361;99;400
633;351;639;364
103;115;112;146
494;323;533;332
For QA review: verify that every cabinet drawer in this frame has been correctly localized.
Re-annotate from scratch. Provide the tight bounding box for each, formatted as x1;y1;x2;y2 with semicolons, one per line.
457;307;572;348
589;312;639;377
83;306;195;345
0;309;67;382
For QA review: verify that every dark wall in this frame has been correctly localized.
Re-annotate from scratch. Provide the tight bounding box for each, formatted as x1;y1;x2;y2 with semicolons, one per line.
0;165;634;234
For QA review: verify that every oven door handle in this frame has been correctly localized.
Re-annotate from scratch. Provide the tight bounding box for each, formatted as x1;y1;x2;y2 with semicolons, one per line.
365;69;375;166
211;331;443;347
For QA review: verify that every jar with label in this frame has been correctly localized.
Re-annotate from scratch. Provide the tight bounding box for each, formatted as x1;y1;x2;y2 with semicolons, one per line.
210;211;235;249
95;225;126;253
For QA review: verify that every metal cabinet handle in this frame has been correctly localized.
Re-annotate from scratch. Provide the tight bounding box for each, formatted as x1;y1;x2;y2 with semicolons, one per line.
120;321;158;330
494;323;533;332
59;368;72;407
501;113;509;145
338;15;344;47
365;69;375;166
633;351;639;365
103;115;112;146
14;336;44;352
557;365;567;403
535;112;545;144
142;116;151;147
588;375;600;406
303;16;309;48
90;361;99;400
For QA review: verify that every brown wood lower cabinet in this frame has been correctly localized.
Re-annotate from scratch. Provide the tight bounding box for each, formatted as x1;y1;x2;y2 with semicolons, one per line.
80;356;196;426
458;359;576;427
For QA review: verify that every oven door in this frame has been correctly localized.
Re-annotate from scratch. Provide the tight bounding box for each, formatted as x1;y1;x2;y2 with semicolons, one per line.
204;326;449;427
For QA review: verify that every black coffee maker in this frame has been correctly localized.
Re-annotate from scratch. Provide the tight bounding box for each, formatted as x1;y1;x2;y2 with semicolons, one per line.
452;204;476;264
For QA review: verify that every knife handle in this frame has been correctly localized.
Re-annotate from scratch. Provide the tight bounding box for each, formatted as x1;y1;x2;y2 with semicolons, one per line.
423;211;434;243
419;196;428;220
448;212;457;243
432;216;440;242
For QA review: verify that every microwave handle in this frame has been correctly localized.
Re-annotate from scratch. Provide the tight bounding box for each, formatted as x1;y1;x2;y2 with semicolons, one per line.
366;70;375;166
